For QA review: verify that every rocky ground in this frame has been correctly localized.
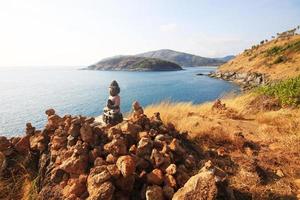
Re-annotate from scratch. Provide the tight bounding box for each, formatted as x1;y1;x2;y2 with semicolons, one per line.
0;102;237;200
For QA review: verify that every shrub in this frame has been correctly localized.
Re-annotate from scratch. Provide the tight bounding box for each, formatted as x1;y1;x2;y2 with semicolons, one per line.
266;46;283;56
273;56;287;64
257;76;300;106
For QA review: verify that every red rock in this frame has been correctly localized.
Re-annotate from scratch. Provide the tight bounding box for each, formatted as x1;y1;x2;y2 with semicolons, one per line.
136;157;150;170
63;178;87;198
172;170;217;200
164;174;177;188
136;137;153;156
116;155;136;177
52;135;67;150
88;147;101;163
93;169;111;184
80;123;93;144
129;144;137;154
104;138;127;156
68;124;80;137
45;108;56;116
25;123;35;136
106;154;118;164
60;154;88;175
0;136;11;152
166;164;177;175
47;114;63;130
121;122;141;138
115;175;135;192
138;131;150;140
94;157;107;166
150;149;165;167
87;181;114;200
29;132;45;151
50;168;65;183
169;138;186;155
147;169;163;185
14;135;30;154
146;185;164;200
107;127;123;140
0;151;7;173
107;164;121;179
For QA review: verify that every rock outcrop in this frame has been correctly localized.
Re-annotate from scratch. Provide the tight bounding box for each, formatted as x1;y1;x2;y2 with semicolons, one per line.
208;71;267;90
0;102;207;199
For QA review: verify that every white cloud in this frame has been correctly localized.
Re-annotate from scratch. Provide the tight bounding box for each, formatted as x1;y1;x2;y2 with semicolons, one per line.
159;23;178;32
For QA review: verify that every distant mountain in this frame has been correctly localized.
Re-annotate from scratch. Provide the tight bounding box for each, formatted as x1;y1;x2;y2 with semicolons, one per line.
215;55;235;62
87;56;182;71
136;49;226;67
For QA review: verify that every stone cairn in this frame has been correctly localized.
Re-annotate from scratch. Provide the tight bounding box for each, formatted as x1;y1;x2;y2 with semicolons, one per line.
0;101;214;200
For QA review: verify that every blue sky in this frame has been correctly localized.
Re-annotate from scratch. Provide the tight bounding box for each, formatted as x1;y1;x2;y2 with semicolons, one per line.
0;0;299;67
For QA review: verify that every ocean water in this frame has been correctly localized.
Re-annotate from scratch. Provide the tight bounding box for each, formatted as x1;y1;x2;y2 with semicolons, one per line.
0;66;239;137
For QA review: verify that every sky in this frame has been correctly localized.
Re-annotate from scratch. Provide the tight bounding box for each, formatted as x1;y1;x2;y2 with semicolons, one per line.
0;0;299;67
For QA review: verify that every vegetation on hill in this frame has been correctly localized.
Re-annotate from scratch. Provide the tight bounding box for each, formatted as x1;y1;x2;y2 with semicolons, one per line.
136;49;227;67
219;26;300;80
257;76;300;106
88;56;182;71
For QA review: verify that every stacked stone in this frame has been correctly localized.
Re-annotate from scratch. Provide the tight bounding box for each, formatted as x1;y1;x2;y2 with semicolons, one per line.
0;102;201;200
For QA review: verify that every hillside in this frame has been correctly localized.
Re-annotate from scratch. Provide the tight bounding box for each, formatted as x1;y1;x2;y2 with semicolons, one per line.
137;49;226;67
219;34;300;80
88;56;182;71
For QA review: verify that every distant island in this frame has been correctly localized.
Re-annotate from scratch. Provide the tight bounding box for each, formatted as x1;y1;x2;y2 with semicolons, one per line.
87;49;234;71
137;49;233;67
87;56;182;71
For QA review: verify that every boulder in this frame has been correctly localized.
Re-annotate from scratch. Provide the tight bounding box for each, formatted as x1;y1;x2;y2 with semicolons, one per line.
25;123;35;136
136;137;153;156
107;164;121;179
45;108;56;116
150;148;165;167
121;122;141;138
80;123;94;144
166;164;177;175
116;155;136;177
87;181;115;200
60;154;88;175
147;168;164;185
172;170;217;200
14;135;30;154
0;136;11;152
62;178;87;198
104;138;127;156
145;185;164;200
68;124;80;137
47;114;63;130
87;166;115;200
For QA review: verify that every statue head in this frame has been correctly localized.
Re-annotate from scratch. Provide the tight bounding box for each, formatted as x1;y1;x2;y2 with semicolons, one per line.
109;80;120;96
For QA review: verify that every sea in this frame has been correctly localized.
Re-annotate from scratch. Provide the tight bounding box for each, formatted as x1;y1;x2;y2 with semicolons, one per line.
0;66;239;137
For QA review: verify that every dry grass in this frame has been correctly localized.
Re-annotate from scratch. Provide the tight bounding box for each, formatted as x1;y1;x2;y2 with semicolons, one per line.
219;34;300;80
144;92;300;199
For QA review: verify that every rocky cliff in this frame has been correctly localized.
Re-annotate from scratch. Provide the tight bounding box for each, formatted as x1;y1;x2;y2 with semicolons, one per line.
88;56;182;71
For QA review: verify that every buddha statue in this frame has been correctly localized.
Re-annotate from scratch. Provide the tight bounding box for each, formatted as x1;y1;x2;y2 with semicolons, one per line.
103;80;123;125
